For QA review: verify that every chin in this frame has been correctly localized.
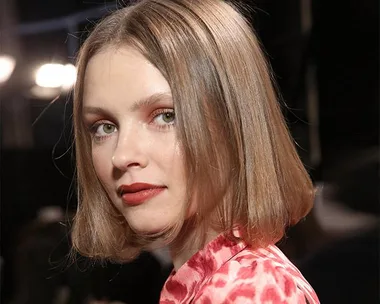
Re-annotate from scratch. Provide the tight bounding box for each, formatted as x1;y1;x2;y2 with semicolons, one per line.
125;210;178;233
128;222;170;236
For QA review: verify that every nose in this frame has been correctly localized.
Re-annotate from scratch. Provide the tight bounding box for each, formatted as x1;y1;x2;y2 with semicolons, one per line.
111;129;149;171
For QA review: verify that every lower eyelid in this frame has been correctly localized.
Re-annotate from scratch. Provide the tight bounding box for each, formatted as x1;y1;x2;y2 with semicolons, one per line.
92;134;112;143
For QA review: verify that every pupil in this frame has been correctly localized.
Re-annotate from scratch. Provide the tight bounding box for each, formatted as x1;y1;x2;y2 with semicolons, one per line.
104;124;113;133
164;113;174;122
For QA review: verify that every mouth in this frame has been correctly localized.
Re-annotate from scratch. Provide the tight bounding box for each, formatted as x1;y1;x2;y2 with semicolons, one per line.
118;183;166;206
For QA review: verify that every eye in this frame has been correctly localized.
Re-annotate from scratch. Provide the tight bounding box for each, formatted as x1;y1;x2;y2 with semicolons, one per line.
160;112;175;123
151;109;175;129
93;123;117;137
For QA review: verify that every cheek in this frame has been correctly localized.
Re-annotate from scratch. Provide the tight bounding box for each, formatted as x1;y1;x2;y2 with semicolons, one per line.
151;134;181;167
91;147;110;184
163;141;185;176
167;142;188;201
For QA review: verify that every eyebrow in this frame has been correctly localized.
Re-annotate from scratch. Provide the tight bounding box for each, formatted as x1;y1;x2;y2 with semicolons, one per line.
130;92;172;111
83;92;172;116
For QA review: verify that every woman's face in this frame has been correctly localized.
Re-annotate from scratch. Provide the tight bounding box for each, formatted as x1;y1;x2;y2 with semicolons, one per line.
82;46;187;235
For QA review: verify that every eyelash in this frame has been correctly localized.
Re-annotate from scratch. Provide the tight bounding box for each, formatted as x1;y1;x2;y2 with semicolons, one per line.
149;108;175;131
89;121;115;142
88;108;175;141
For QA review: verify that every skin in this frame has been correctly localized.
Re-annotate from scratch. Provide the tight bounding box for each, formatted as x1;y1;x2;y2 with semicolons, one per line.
82;46;217;270
83;47;185;233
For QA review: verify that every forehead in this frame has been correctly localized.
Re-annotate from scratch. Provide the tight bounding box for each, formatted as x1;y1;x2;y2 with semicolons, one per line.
83;46;171;107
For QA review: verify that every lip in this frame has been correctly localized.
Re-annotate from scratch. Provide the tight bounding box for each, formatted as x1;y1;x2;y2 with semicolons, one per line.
118;183;166;206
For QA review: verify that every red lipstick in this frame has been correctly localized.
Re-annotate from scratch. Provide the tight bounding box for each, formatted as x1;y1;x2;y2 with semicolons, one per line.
118;183;166;206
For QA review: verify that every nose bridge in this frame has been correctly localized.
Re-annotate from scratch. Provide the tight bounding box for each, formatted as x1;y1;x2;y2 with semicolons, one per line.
112;120;146;169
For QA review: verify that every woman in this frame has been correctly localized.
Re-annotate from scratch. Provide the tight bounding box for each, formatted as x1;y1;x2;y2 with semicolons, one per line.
71;0;319;302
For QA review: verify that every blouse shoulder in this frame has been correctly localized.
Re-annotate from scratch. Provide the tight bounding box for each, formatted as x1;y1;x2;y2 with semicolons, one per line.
193;247;318;304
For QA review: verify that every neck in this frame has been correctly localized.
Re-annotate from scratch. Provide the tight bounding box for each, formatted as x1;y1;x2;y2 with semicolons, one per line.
170;227;219;271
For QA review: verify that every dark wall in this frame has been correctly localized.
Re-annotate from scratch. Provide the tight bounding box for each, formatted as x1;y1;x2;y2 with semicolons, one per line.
1;148;76;300
313;0;379;166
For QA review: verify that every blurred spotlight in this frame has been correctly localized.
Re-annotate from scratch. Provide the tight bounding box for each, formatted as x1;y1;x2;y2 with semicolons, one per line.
36;63;65;88
29;85;61;99
0;55;16;83
62;64;77;90
35;63;77;88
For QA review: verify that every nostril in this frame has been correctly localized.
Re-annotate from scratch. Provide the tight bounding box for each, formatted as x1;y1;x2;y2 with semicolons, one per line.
111;148;149;170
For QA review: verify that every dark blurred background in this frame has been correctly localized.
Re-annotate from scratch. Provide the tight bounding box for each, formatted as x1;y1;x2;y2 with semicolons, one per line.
1;0;379;303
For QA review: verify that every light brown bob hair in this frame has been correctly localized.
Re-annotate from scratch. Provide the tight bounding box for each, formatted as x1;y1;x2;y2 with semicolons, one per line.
71;0;314;261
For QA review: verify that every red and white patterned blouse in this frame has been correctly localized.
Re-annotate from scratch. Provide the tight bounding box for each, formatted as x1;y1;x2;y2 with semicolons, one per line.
160;232;319;303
